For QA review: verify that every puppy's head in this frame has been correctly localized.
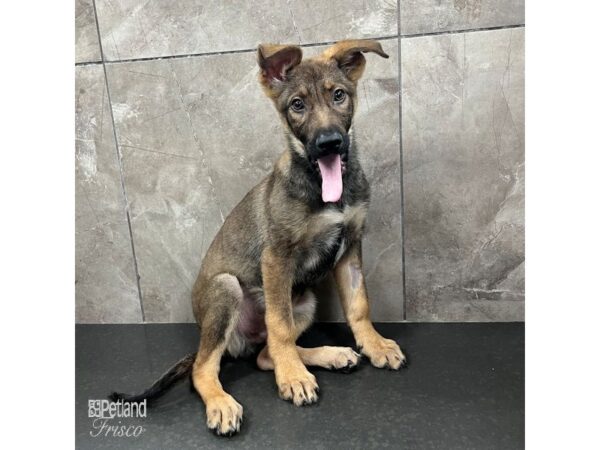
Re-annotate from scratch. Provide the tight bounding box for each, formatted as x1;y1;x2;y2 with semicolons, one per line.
257;40;388;203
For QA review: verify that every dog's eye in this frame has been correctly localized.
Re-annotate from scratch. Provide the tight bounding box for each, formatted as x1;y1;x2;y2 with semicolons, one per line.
290;98;305;112
333;89;346;103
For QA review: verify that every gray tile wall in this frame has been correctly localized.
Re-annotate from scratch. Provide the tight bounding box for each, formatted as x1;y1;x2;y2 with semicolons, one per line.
75;0;102;63
75;0;524;323
402;28;524;321
75;65;142;322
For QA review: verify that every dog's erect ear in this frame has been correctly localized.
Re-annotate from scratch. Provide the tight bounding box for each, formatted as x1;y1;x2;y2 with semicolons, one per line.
321;39;389;82
257;44;302;91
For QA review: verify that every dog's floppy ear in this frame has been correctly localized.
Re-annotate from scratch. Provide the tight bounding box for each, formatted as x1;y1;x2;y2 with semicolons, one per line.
322;39;389;82
257;44;302;92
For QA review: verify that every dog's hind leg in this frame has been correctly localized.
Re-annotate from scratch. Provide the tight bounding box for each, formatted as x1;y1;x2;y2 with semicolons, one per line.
192;274;244;437
257;290;361;372
258;345;360;372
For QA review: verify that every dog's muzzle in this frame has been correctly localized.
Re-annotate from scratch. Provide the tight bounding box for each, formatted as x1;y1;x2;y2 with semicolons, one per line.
308;130;349;203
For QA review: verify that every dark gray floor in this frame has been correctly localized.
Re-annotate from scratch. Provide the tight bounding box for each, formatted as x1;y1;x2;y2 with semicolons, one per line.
76;323;524;449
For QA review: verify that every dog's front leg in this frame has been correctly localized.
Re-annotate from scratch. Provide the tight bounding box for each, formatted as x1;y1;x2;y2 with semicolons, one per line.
262;247;319;405
334;242;407;370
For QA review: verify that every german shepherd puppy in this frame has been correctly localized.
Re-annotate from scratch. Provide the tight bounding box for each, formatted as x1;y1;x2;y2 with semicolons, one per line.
111;39;406;436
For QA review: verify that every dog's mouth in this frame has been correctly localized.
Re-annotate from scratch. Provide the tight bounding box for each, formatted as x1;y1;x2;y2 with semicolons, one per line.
311;153;347;203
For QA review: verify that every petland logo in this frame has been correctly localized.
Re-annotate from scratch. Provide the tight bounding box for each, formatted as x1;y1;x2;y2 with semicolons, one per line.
88;399;147;438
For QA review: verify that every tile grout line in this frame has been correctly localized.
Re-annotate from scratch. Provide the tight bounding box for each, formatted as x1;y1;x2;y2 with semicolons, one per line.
75;60;103;67
74;24;525;67
401;23;524;39
100;34;401;65
92;0;146;322
397;1;407;321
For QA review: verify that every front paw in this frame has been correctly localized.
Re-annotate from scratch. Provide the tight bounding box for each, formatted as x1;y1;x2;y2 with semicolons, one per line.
205;394;243;437
360;337;407;370
276;366;319;406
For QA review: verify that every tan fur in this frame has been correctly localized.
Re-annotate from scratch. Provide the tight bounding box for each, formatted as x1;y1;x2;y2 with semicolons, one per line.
261;247;320;406
257;345;360;371
317;39;389;82
333;244;406;369
192;341;243;435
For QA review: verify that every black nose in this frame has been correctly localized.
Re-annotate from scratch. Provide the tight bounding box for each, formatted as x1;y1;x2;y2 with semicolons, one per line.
315;131;343;154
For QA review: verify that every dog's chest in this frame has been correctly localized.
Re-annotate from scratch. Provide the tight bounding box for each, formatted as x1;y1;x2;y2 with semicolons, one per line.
294;205;363;286
298;226;346;277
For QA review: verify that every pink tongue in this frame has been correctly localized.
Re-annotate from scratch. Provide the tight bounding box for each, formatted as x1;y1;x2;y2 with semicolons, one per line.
317;153;343;203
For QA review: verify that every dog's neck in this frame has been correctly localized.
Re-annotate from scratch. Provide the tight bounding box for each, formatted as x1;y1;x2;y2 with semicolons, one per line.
280;132;369;210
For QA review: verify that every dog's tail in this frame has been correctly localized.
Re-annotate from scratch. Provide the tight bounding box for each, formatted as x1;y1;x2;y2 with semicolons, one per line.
109;352;197;404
